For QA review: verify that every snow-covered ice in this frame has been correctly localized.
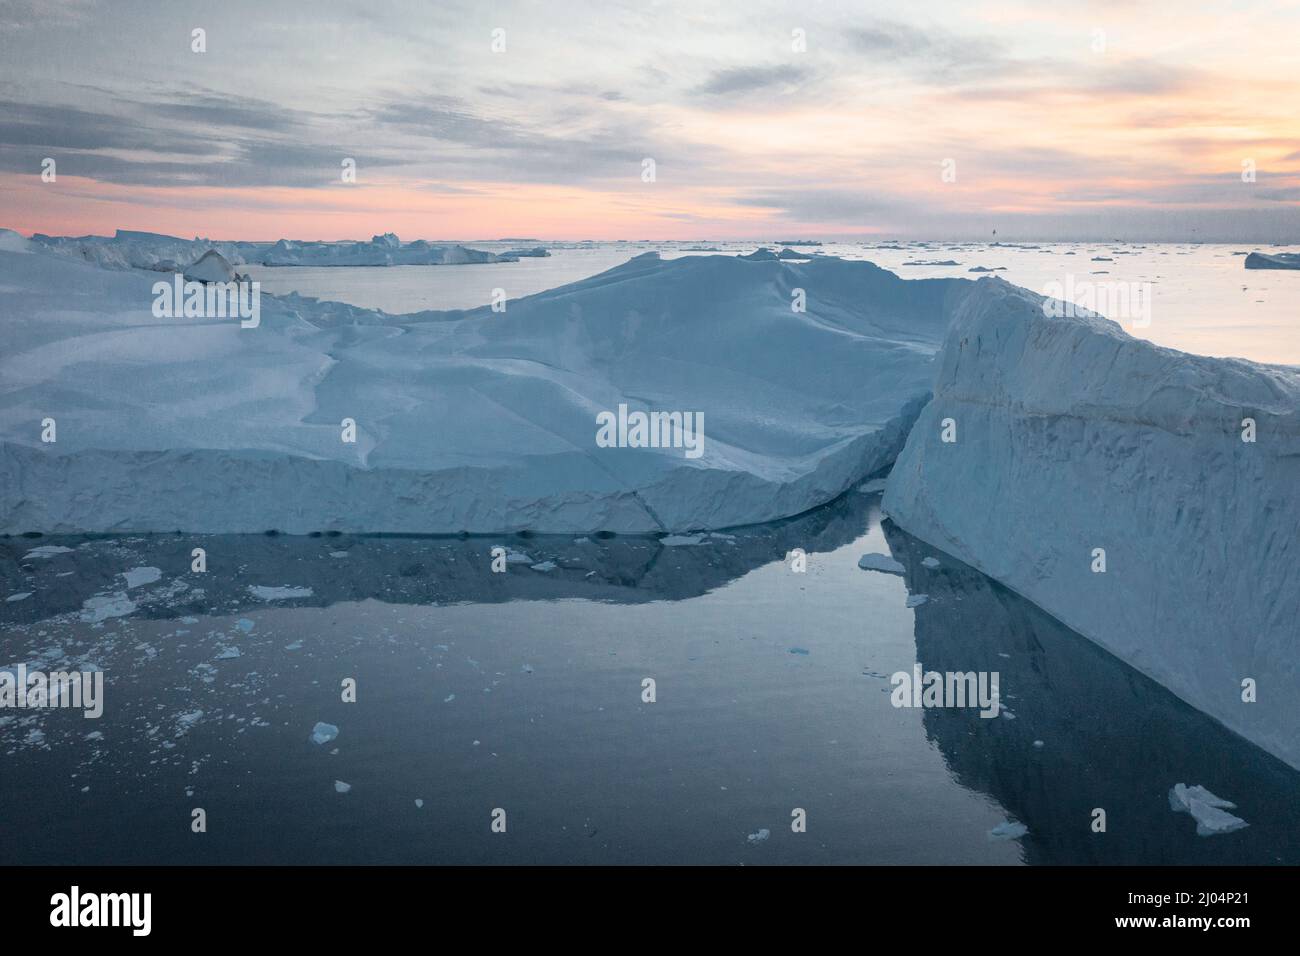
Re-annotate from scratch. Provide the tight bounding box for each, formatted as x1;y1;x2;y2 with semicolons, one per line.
1;241;966;534
883;277;1300;770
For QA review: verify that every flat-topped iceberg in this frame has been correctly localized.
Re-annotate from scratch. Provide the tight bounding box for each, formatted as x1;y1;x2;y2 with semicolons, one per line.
0;239;970;535
883;277;1300;770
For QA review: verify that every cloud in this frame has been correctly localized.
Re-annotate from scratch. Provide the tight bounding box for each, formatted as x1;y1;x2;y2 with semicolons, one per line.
692;64;810;97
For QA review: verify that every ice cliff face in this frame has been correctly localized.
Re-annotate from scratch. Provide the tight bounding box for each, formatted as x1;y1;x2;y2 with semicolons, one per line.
0;242;969;535
883;277;1300;769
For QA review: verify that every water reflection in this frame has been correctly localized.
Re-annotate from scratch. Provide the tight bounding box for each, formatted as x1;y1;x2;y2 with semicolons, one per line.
0;490;871;622
2;490;1295;864
883;519;1300;865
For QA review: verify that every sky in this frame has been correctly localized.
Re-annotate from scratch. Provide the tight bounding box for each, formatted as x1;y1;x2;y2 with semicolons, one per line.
1;0;1298;241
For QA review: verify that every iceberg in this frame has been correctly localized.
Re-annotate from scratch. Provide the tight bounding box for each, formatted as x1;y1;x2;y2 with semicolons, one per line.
1243;251;1300;270
28;229;515;271
883;277;1300;770
0;241;968;535
183;249;237;283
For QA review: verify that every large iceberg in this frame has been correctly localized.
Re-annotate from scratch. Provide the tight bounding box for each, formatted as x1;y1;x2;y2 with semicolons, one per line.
882;277;1300;769
0;239;969;534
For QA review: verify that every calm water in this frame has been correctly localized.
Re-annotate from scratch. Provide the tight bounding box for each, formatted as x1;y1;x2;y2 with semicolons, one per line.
245;241;1300;365
3;490;1297;864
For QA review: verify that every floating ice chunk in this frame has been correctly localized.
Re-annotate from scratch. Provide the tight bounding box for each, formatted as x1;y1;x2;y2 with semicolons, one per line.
235;618;255;633
921;557;941;569
122;566;162;589
1169;783;1247;835
334;780;351;794
989;820;1028;840
311;722;339;745
80;592;136;623
530;561;557;572
329;551;349;558
1186;800;1248;836
788;647;810;655
521;664;534;674
858;552;905;575
23;545;73;560
248;585;313;601
5;592;32;602
415;799;424;809
747;828;771;844
174;710;203;736
660;534;707;546
214;645;241;660
284;640;303;650
1168;782;1236;812
906;594;929;608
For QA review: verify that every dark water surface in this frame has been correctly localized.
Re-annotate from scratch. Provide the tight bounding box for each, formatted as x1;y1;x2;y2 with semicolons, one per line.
2;491;1296;864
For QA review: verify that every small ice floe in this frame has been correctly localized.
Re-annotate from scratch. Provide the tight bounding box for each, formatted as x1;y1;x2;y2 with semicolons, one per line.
857;477;889;494
248;585;313;601
214;645;241;660
235;618;255;633
121;566;162;589
174;710;204;737
530;561;557;572
5;592;32;603
1033;740;1045;749
660;534;707;546
788;647;810;655
521;664;534;674
80;593;136;623
311;722;339;745
858;552;905;575
921;557;941;570
747;828;771;845
414;799;424;809
905;594;929;608
989;820;1029;840
443;694;456;703
22;545;73;560
1168;783;1248;836
284;641;303;651
329;551;349;558
496;548;532;564
334;780;351;794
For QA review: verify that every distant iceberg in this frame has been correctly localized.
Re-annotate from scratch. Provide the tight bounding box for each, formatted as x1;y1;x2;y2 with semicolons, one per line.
1243;251;1300;270
29;229;514;270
